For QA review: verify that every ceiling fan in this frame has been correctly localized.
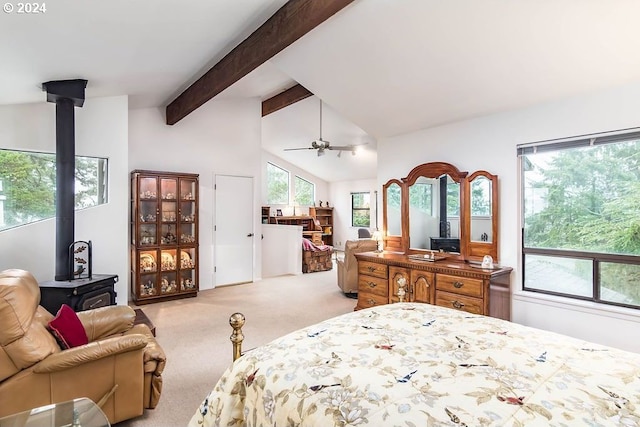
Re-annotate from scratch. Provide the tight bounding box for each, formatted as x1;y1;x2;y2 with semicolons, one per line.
284;99;361;157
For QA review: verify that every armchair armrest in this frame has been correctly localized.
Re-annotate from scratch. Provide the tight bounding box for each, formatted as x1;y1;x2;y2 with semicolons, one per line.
33;334;148;373
77;305;136;341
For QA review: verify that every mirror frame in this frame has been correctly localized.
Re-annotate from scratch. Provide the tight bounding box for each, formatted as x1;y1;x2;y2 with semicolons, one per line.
401;162;468;259
382;179;404;252
464;170;499;261
380;161;500;262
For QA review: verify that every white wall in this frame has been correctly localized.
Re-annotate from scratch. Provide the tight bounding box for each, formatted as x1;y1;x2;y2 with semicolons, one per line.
329;178;378;250
261;224;302;277
377;82;640;353
129;98;262;289
0;96;130;304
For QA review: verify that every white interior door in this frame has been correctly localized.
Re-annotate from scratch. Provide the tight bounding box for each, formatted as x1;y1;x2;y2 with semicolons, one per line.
214;174;254;286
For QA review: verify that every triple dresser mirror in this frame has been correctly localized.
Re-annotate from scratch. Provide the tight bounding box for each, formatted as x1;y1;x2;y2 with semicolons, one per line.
382;161;499;262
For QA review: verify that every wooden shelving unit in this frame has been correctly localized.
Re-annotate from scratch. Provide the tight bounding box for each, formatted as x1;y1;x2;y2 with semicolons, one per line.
261;206;271;224
309;206;333;246
261;206;334;246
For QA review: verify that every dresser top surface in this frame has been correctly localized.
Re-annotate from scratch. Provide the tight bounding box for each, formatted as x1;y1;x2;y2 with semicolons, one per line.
355;251;512;278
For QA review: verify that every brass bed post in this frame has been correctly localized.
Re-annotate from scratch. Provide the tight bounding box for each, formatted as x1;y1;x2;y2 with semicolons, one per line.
229;312;245;362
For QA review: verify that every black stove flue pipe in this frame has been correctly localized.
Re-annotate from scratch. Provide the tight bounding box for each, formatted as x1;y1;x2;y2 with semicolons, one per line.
41;79;88;281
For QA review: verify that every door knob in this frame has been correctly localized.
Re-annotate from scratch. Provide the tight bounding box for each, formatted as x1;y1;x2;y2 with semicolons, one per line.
247;233;254;237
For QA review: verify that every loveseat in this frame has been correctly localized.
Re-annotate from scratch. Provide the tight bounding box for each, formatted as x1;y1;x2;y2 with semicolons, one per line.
336;239;378;295
0;269;165;424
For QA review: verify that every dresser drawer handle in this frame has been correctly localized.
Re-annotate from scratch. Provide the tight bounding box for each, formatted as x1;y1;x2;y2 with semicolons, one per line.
453;281;464;288
367;298;376;306
452;300;465;309
368;282;377;289
367;266;376;272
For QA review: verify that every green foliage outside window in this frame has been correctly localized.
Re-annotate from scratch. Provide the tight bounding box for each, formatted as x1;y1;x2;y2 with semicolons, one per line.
524;141;640;255
266;162;289;205
294;176;314;206
409;183;432;213
0;149;107;231
446;180;460;216
471;178;491;216
352;192;370;227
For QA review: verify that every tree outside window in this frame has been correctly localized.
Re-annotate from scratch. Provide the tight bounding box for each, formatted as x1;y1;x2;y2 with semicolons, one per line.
0;149;108;231
266;162;289;205
294;176;314;206
352;192;370;227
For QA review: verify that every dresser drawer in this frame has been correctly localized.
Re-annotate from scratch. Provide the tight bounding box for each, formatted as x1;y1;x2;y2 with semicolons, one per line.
436;274;483;298
358;261;388;279
358;275;388;297
436;291;483;315
357;291;388;309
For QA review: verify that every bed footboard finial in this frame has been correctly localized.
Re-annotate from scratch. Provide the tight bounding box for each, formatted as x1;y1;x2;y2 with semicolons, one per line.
229;312;245;362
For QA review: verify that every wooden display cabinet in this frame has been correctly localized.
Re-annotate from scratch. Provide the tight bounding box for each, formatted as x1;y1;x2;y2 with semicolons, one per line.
309;206;333;246
131;170;199;304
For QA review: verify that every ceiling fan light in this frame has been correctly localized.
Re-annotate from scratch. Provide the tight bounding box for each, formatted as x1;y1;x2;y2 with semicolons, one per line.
318;149;325;157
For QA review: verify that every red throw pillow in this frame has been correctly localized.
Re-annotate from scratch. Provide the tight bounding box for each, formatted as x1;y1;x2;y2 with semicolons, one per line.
48;304;89;349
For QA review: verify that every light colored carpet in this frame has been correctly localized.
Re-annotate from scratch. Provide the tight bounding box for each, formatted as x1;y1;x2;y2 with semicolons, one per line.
115;268;355;427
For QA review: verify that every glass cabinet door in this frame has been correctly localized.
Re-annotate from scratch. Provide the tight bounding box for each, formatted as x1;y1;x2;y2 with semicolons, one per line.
180;178;196;201
161;178;177;201
137;176;158;246
159;249;178;294
139;177;158;200
139;249;158;297
179;178;197;244
179;247;197;291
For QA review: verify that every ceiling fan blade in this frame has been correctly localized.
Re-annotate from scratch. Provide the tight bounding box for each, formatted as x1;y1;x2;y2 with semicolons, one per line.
284;147;315;151
326;145;355;151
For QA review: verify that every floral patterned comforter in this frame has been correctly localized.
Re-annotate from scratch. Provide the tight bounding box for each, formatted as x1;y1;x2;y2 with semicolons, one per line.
188;303;640;426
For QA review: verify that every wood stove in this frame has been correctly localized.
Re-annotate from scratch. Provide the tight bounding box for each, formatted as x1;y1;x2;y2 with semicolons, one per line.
39;274;118;314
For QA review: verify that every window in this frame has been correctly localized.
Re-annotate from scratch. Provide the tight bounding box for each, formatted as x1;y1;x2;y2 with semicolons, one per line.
351;192;370;227
294;176;314;206
266;162;289;205
0;149;108;231
519;132;640;309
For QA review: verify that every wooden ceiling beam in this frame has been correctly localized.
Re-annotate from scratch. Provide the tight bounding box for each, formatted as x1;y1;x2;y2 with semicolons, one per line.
166;0;355;125
262;84;313;116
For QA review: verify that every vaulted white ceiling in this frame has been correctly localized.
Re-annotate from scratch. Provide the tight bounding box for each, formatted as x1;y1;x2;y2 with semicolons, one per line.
2;0;640;182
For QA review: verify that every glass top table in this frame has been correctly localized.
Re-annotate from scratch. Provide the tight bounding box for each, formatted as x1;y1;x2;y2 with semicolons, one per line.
0;398;109;427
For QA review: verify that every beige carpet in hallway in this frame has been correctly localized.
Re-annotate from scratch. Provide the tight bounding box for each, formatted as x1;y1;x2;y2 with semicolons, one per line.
115;269;355;427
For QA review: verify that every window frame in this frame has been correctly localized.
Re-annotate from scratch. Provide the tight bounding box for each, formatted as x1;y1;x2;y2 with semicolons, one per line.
519;130;640;310
0;148;108;232
351;191;371;227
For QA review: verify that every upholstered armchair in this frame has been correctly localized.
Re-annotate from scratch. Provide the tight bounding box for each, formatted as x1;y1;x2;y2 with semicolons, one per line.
336;239;378;295
0;269;165;424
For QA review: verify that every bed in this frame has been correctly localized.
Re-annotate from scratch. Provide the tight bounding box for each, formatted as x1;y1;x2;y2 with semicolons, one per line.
188;303;640;426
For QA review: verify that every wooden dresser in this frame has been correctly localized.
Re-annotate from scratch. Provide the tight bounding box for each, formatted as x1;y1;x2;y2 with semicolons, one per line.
354;252;512;320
